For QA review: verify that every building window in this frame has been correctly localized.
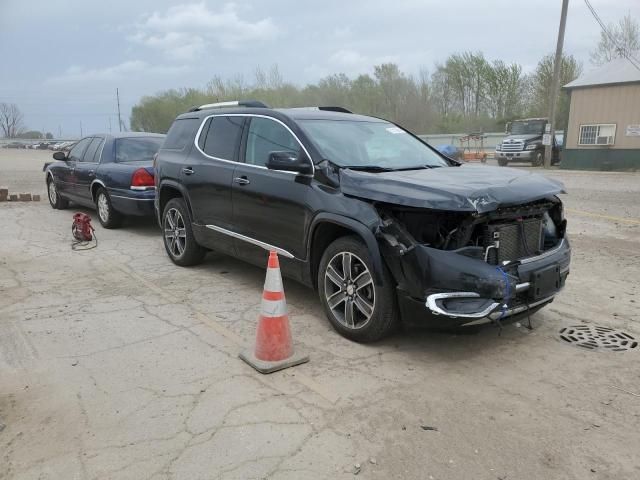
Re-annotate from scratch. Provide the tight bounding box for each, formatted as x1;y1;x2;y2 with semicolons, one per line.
579;124;616;146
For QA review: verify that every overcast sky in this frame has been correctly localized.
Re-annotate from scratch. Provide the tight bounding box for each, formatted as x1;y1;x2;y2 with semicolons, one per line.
0;0;638;137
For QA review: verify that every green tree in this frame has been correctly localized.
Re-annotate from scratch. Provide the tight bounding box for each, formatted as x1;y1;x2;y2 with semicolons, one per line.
16;130;43;139
130;88;213;133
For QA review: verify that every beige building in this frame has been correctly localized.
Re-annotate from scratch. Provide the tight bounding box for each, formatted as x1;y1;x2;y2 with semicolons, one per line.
563;58;640;170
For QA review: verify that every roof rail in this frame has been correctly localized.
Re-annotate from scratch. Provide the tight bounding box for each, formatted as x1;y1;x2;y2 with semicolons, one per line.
188;100;270;112
318;106;352;113
286;106;353;114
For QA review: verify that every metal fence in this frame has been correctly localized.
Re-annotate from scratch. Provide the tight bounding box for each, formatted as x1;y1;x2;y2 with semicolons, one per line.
419;131;564;155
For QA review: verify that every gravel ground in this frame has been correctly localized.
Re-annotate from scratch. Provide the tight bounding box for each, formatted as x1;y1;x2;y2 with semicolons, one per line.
1;149;639;480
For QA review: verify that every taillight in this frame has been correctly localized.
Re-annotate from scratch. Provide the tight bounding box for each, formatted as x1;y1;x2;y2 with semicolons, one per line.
131;168;155;189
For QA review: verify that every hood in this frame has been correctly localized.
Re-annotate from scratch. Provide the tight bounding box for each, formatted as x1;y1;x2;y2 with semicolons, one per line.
503;133;541;143
339;164;565;213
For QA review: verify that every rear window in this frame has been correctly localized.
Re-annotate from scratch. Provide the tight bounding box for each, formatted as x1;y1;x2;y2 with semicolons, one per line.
163;118;199;150
115;137;164;163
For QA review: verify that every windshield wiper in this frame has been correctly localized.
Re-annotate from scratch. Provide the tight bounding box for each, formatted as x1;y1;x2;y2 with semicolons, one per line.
395;164;443;170
343;165;396;172
343;164;444;172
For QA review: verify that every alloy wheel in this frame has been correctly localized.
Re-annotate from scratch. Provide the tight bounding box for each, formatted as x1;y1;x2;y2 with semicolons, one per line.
324;251;375;329
97;193;109;222
48;181;57;204
164;208;187;258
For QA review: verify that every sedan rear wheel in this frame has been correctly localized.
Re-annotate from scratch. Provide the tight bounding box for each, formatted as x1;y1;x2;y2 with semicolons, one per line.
95;188;123;229
318;236;398;342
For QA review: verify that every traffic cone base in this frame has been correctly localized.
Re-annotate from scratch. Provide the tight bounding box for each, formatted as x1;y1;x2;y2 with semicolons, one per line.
240;250;309;374
239;348;309;374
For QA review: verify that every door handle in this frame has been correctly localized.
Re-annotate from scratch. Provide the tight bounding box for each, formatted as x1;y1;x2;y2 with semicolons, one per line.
233;176;250;185
182;167;194;175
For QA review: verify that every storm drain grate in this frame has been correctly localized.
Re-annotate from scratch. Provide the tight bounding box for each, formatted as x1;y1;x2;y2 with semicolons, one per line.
559;325;638;352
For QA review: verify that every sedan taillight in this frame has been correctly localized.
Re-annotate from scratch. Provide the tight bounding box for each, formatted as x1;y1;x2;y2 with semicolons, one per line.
131;168;155;190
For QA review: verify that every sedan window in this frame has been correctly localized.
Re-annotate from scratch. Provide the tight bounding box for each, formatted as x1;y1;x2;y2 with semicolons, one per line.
68;138;92;162
80;137;104;163
115;137;164;162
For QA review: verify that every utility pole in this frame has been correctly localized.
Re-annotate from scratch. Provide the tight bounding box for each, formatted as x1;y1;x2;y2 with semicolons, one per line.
116;88;122;132
544;0;569;169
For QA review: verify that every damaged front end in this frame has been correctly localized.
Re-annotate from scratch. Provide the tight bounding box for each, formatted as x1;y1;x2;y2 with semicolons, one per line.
374;198;571;328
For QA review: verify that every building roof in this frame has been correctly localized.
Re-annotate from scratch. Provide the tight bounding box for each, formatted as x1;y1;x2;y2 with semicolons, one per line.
563;58;640;89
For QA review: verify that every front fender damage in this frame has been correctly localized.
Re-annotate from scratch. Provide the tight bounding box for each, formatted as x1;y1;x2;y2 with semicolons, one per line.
379;240;509;301
374;208;510;301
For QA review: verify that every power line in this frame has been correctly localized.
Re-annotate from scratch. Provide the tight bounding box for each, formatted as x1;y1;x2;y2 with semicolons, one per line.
583;0;640;71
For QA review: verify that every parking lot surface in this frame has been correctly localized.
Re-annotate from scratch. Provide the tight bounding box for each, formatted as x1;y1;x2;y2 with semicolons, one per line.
1;149;639;479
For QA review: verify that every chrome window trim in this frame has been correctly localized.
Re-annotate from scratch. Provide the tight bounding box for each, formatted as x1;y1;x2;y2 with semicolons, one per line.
193;113;315;177
204;224;295;259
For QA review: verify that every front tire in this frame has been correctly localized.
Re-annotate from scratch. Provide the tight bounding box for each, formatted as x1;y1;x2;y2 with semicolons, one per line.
497;157;508;167
317;236;398;342
162;197;206;266
47;177;69;209
95;188;123;229
532;151;544;167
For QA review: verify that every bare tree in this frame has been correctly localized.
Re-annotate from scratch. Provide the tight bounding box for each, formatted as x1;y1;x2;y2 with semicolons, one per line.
0;103;25;138
590;13;640;65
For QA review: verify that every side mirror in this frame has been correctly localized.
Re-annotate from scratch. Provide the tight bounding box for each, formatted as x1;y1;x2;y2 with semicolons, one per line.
53;151;67;161
266;150;313;175
505;122;511;134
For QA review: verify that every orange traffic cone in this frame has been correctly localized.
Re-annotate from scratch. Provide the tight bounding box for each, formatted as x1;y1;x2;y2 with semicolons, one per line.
239;251;309;374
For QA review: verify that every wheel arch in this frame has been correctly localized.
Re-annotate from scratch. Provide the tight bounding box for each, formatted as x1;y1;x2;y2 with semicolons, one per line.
90;179;107;202
158;181;195;221
307;213;386;289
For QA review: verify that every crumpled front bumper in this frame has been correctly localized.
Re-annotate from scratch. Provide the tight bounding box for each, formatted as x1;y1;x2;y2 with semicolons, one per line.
392;237;571;328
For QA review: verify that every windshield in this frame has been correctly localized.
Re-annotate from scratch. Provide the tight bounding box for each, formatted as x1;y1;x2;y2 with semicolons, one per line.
298;119;448;169
511;120;545;136
115;137;164;162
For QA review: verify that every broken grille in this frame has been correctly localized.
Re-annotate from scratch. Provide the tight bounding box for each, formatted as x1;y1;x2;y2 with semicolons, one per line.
484;219;543;264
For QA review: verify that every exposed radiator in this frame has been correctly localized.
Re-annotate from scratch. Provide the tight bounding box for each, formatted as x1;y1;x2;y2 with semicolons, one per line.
484;219;543;264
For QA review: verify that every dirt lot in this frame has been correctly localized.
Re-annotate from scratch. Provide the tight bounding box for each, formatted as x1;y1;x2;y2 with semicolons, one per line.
1;149;639;480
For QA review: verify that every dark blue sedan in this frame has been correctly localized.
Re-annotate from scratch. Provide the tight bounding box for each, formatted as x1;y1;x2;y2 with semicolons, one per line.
44;132;165;228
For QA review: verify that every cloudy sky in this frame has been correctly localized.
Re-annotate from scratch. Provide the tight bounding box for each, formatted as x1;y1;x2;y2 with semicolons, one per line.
0;0;638;137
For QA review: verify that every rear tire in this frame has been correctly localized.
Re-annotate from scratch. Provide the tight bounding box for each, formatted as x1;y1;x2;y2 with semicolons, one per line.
162;197;206;266
317;236;398;342
47;177;69;209
95;188;123;229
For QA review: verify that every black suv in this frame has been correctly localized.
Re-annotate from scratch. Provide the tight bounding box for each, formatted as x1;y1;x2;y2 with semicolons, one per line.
155;101;570;342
